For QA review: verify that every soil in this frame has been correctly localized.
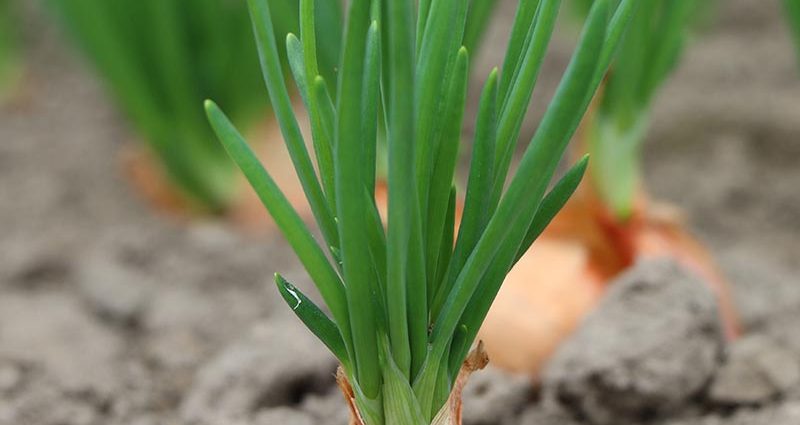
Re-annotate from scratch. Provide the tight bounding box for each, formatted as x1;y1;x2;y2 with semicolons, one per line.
1;1;799;424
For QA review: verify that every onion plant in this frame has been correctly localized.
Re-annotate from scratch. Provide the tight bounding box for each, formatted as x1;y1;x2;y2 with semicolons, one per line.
207;0;633;422
785;0;800;63
0;0;20;99
578;0;697;220
46;0;342;212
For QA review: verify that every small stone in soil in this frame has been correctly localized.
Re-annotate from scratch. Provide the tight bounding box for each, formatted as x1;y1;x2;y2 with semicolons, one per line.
78;252;151;327
0;360;23;393
518;405;582;425
462;366;533;425
709;334;800;405
255;407;316;425
300;388;350;425
542;258;725;425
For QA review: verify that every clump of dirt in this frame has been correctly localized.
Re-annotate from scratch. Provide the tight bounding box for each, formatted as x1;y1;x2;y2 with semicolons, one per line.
180;318;339;425
537;259;800;425
542;259;726;425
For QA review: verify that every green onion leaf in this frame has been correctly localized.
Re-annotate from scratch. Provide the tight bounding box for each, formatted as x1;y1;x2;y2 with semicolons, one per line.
275;274;350;369
380;335;428;425
247;0;339;253
431;0;613;369
335;0;381;399
515;155;590;263
491;0;561;210
434;68;498;319
205;99;353;363
425;47;468;299
463;0;501;56
415;0;468;216
383;0;417;380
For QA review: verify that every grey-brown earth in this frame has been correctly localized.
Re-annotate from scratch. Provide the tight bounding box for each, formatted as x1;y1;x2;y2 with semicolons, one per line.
1;0;799;424
543;259;727;425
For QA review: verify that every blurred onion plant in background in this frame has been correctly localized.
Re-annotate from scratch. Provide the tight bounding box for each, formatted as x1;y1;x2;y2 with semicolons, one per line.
0;0;21;101
785;0;800;65
46;0;342;213
574;0;702;219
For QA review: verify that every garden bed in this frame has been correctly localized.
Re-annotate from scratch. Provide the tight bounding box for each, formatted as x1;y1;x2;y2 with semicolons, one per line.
1;1;799;424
